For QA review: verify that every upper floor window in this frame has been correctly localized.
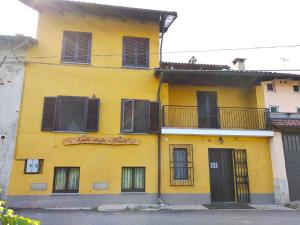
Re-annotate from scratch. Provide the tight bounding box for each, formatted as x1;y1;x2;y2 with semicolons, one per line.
296;107;300;113
61;31;92;64
293;84;299;93
266;82;275;91
121;99;159;133
41;96;100;132
122;37;149;68
269;105;279;113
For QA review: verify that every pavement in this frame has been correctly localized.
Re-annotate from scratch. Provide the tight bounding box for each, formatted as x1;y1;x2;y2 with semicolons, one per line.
44;203;292;212
15;208;300;225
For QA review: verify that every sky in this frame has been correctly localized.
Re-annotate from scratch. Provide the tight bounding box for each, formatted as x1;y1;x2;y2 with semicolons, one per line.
1;0;300;71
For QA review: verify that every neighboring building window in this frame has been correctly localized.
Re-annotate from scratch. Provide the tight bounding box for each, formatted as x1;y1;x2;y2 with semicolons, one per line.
122;37;149;68
269;105;279;113
170;144;194;186
121;167;145;192
293;84;300;93
297;107;300;113
53;167;80;193
121;99;159;133
41;96;100;132
24;159;43;174
266;83;275;91
61;31;92;64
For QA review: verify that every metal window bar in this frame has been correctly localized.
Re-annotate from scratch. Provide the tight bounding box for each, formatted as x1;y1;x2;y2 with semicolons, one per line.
169;144;194;186
162;105;271;130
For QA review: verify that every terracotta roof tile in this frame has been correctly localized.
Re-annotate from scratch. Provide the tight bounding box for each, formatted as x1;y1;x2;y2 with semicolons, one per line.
271;119;300;128
161;61;230;71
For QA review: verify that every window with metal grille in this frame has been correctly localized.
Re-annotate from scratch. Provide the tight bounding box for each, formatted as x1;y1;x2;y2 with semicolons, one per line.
170;144;194;186
121;167;145;192
61;31;92;64
53;167;80;193
41;96;100;132
121;99;159;133
123;37;149;68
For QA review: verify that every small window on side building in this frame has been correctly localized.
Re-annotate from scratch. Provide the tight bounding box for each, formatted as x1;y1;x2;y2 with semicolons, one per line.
269;106;279;113
266;83;275;91
293;84;299;93
297;107;300;113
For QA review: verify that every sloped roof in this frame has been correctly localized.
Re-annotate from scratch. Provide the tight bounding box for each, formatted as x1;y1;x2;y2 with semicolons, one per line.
162;61;230;71
155;68;300;86
19;0;177;33
272;119;300;129
0;35;37;49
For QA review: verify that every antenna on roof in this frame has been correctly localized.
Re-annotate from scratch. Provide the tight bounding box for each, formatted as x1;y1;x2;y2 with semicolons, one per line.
188;56;197;64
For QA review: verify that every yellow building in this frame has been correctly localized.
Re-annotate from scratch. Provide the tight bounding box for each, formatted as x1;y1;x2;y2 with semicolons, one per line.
8;0;295;208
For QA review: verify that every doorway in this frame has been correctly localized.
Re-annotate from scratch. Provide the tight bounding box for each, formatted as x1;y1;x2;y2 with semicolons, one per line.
209;149;235;202
208;148;250;203
197;91;219;128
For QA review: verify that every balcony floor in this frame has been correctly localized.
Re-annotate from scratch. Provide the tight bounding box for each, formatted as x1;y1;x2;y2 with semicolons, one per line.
161;127;274;137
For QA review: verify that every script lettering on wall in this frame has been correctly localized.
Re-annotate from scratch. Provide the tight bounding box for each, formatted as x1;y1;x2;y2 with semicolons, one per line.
63;136;139;146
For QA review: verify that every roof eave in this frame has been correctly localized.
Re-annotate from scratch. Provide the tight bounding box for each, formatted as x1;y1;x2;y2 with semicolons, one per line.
19;0;177;33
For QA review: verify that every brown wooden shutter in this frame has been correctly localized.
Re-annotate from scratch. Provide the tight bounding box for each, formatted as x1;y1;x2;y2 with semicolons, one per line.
149;102;160;133
122;100;134;132
86;98;100;131
41;97;57;131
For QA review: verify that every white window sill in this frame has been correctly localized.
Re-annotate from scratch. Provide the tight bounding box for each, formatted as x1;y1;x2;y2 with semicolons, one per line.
122;66;150;70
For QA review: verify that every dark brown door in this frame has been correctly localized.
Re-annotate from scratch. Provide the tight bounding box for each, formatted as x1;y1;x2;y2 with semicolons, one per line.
197;91;219;128
209;149;235;202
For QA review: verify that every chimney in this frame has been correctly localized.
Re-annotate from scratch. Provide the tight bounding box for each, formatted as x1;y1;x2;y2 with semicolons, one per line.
232;58;246;70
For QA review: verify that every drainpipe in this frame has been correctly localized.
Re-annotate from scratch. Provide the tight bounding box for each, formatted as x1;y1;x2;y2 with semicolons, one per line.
157;13;166;201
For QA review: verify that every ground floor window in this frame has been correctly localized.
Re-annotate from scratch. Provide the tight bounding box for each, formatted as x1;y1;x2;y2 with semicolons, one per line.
170;144;194;186
53;167;80;193
121;167;145;192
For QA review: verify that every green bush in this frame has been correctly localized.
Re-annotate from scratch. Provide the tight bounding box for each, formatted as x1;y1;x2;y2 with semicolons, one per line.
0;189;41;225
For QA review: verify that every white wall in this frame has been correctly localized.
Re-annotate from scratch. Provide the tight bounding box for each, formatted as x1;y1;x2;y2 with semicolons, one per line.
262;79;300;112
0;48;25;197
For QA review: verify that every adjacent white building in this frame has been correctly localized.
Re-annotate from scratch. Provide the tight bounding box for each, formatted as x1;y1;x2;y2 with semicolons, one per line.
0;35;37;197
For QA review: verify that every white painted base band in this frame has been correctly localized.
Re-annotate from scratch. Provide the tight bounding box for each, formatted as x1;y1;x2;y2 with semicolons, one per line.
161;128;274;137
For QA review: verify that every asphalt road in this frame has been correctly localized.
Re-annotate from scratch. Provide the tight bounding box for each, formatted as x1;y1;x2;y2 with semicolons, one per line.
15;209;300;225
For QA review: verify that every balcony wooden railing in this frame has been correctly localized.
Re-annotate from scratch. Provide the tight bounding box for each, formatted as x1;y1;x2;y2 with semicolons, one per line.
162;105;271;130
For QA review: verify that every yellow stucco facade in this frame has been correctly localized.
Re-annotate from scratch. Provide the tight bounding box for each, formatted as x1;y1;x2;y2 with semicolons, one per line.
7;4;274;207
